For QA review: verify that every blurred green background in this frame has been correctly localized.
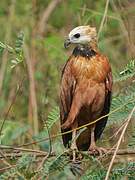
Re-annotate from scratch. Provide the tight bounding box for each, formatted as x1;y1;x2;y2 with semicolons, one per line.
0;0;134;153
0;0;135;179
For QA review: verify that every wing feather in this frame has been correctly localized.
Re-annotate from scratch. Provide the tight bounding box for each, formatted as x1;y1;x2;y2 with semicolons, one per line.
60;59;76;147
94;71;113;140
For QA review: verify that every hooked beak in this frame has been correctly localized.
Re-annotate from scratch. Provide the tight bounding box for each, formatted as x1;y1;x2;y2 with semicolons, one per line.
64;38;71;49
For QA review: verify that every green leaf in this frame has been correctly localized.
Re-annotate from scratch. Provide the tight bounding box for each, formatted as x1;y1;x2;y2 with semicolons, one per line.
46;106;59;129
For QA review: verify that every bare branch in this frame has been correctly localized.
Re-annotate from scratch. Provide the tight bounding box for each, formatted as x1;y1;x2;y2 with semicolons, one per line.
38;0;62;36
0;77;25;137
87;148;135;156
105;106;135;180
0;145;49;155
98;0;110;39
0;0;16;95
36;114;52;171
24;44;39;135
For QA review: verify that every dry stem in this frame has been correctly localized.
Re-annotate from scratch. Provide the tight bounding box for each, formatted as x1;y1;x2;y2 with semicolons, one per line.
105;106;135;180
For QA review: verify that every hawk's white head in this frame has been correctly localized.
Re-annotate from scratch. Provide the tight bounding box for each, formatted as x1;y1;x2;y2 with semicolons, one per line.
64;26;97;48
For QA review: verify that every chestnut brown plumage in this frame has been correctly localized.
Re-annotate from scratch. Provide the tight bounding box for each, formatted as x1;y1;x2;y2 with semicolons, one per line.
60;26;113;158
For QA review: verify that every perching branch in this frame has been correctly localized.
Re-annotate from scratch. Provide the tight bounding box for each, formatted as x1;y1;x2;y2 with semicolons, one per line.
87;148;135;156
0;145;49;155
0;147;135;174
1;146;135;159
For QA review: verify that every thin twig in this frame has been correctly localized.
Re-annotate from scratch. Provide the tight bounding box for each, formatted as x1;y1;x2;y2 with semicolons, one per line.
97;143;117;161
105;119;127;141
98;0;110;40
0;150;12;167
93;148;135;156
36;114;52;171
0;76;25;137
105;106;135;180
0;0;16;95
0;165;17;173
0;149;25;178
38;0;62;36
0;148;135;160
0;153;54;159
79;7;120;21
0;145;48;155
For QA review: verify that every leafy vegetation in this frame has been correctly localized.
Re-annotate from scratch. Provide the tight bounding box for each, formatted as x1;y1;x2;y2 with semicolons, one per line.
0;0;135;179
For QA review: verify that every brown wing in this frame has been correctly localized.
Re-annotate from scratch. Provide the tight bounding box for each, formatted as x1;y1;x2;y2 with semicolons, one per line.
94;70;113;141
76;71;113;151
60;58;76;147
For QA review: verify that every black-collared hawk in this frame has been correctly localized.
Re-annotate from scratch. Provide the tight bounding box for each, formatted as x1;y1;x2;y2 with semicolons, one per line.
60;26;113;160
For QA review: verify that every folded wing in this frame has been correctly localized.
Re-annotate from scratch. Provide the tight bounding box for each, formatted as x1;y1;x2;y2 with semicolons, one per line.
60;59;76;147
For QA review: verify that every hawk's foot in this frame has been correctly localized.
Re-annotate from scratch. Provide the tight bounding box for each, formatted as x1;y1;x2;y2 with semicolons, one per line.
88;146;107;156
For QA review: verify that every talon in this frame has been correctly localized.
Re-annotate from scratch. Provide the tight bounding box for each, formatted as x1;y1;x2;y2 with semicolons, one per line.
61;121;71;129
78;152;83;160
70;147;83;162
88;146;106;156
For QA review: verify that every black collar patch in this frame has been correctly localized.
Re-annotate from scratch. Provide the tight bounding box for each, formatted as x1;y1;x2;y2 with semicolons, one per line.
72;45;96;58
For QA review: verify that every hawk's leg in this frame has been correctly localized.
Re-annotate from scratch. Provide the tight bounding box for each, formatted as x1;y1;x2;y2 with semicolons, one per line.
88;124;106;156
71;121;78;162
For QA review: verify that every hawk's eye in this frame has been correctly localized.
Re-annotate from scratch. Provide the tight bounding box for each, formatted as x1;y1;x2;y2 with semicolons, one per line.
74;33;80;38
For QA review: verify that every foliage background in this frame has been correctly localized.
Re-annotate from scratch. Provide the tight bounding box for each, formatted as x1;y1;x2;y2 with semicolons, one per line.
0;0;135;179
